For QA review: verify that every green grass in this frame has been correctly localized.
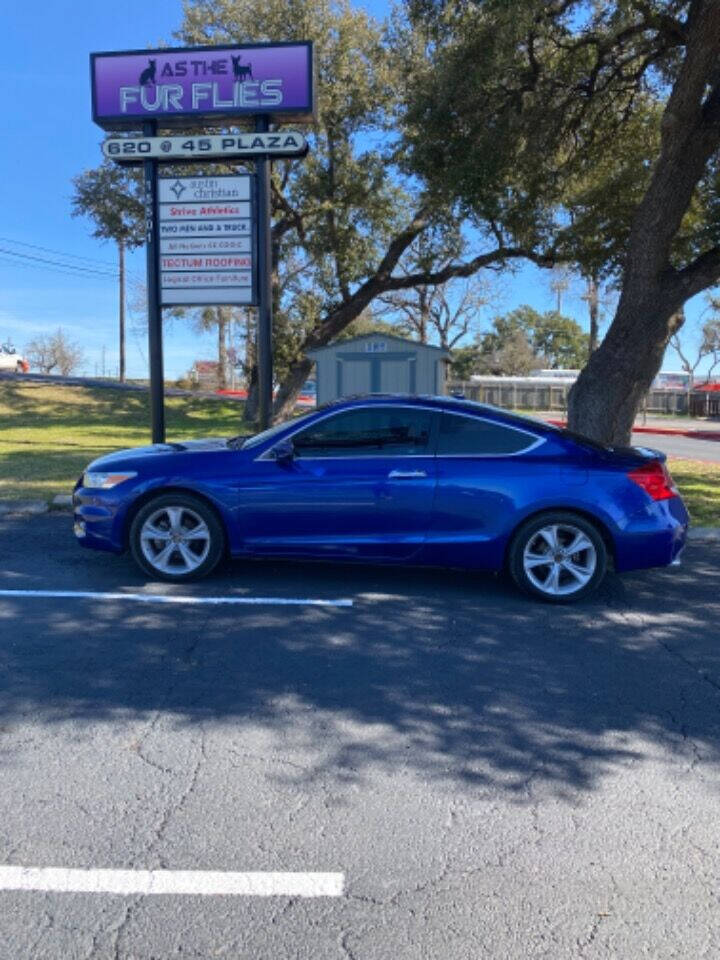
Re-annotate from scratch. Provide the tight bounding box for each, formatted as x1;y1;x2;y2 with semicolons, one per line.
0;381;248;500
667;459;720;527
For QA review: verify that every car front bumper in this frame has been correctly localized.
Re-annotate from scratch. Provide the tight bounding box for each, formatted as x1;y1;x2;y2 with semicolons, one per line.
72;483;129;554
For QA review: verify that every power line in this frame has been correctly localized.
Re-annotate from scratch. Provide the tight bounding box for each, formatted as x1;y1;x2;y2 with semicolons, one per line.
0;254;119;282
0;247;118;278
0;236;121;270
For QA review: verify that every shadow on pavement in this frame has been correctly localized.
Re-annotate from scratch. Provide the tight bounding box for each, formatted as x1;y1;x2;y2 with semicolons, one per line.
1;514;719;802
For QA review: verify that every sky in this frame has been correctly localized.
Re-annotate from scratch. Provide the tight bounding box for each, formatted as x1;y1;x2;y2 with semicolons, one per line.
0;0;714;380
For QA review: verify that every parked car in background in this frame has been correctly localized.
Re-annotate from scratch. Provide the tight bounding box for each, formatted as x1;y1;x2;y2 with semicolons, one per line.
72;395;689;603
296;379;317;408
0;342;29;373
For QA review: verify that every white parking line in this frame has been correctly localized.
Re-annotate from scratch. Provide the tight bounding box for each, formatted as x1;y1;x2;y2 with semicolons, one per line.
0;589;352;608
0;865;344;897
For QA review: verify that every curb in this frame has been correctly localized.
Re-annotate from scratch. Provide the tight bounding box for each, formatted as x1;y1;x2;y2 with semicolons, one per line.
0;494;72;517
545;418;720;442
631;426;720;442
0;499;49;517
687;527;720;542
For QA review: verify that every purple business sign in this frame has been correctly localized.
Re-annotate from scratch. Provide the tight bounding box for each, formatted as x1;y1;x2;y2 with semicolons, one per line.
91;42;314;130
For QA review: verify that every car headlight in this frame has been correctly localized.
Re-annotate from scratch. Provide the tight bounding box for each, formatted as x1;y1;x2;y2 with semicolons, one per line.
83;471;138;490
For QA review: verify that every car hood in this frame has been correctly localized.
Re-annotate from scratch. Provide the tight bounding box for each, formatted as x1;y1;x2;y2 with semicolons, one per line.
86;437;232;471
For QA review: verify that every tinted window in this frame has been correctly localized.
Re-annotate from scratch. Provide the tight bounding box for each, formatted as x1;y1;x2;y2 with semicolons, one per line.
438;413;538;455
293;407;434;458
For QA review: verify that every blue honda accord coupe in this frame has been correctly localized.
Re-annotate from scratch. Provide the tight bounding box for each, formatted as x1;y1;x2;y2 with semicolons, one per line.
72;395;689;602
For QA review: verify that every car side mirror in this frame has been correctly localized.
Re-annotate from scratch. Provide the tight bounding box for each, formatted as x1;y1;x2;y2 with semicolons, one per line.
271;438;295;463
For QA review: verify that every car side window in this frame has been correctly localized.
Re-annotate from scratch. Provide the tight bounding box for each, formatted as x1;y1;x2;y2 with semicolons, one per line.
438;413;539;455
292;407;435;458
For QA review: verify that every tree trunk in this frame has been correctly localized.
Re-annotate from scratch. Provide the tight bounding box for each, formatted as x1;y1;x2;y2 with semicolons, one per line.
243;363;259;424
568;291;683;443
569;0;720;445
118;240;126;383
242;311;258;424
216;307;228;390
419;287;428;344
272;358;314;421
586;274;599;358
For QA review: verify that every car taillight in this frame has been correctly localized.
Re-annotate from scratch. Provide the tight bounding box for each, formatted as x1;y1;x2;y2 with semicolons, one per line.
627;460;678;501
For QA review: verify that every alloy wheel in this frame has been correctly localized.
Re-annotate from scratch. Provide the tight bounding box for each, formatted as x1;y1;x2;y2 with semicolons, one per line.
522;523;597;597
139;505;211;575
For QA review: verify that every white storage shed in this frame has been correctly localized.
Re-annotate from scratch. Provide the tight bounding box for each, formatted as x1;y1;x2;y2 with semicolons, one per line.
307;334;450;405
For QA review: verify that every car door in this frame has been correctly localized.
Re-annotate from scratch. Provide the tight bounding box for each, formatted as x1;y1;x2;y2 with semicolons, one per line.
237;405;439;560
429;411;547;567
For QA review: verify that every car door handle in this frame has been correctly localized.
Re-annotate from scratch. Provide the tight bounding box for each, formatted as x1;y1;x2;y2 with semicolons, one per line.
388;470;428;479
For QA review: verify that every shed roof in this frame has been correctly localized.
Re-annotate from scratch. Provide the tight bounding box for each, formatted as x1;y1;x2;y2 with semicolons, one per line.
307;333;450;358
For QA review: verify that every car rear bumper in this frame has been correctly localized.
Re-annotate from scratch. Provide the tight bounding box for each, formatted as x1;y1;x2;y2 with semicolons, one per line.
613;496;689;572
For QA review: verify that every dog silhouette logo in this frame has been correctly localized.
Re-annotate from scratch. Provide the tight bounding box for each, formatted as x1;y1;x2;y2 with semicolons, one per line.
231;55;253;80
139;59;157;86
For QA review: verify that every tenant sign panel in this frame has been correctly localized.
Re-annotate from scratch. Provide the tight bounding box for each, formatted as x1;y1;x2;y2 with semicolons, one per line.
91;42;314;129
158;175;255;306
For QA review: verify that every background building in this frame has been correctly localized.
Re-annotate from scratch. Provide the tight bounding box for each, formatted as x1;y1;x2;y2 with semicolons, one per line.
308;334;450;405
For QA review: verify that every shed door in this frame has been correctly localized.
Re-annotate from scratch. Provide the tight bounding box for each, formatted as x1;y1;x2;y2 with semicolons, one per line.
337;358;372;396
379;358;413;393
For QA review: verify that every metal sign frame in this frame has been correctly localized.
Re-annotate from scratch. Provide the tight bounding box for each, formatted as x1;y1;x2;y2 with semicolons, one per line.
134;117;277;439
157;173;258;308
94;41;314;440
103;132;309;163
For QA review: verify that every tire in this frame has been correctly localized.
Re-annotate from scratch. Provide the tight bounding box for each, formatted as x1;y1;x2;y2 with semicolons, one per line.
129;493;225;582
508;511;607;603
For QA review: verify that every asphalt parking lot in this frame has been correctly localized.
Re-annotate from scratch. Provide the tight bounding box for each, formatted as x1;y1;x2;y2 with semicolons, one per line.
1;513;720;959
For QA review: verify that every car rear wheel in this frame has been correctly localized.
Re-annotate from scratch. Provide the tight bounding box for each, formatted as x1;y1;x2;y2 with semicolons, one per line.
129;494;224;582
508;511;607;603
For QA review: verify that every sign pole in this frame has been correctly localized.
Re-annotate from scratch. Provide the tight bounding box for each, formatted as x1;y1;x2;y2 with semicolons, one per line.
255;114;273;431
142;119;165;444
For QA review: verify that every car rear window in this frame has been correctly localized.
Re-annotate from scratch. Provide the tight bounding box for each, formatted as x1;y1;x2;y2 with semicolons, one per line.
438;413;540;456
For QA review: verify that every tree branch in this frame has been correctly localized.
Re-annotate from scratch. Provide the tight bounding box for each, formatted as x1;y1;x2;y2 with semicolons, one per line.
381;244;557;291
677;246;720;299
270;181;306;242
310;235;557;350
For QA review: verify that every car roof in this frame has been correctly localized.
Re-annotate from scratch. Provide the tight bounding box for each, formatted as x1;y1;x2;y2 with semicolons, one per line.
320;393;556;431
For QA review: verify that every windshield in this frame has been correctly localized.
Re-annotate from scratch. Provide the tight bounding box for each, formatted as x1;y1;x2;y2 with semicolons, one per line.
238;409;318;450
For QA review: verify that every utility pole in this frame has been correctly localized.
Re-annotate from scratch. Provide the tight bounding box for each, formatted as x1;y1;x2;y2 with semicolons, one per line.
550;272;569;314
255;115;274;430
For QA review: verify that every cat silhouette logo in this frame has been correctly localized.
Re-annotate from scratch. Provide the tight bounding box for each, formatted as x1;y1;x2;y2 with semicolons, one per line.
139;59;156;86
231;55;252;80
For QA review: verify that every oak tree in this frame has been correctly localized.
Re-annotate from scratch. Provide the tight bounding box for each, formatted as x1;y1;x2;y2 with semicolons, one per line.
403;0;720;443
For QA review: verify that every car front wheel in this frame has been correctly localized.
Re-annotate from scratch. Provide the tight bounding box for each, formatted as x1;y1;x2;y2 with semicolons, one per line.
129;494;225;582
508;511;608;603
